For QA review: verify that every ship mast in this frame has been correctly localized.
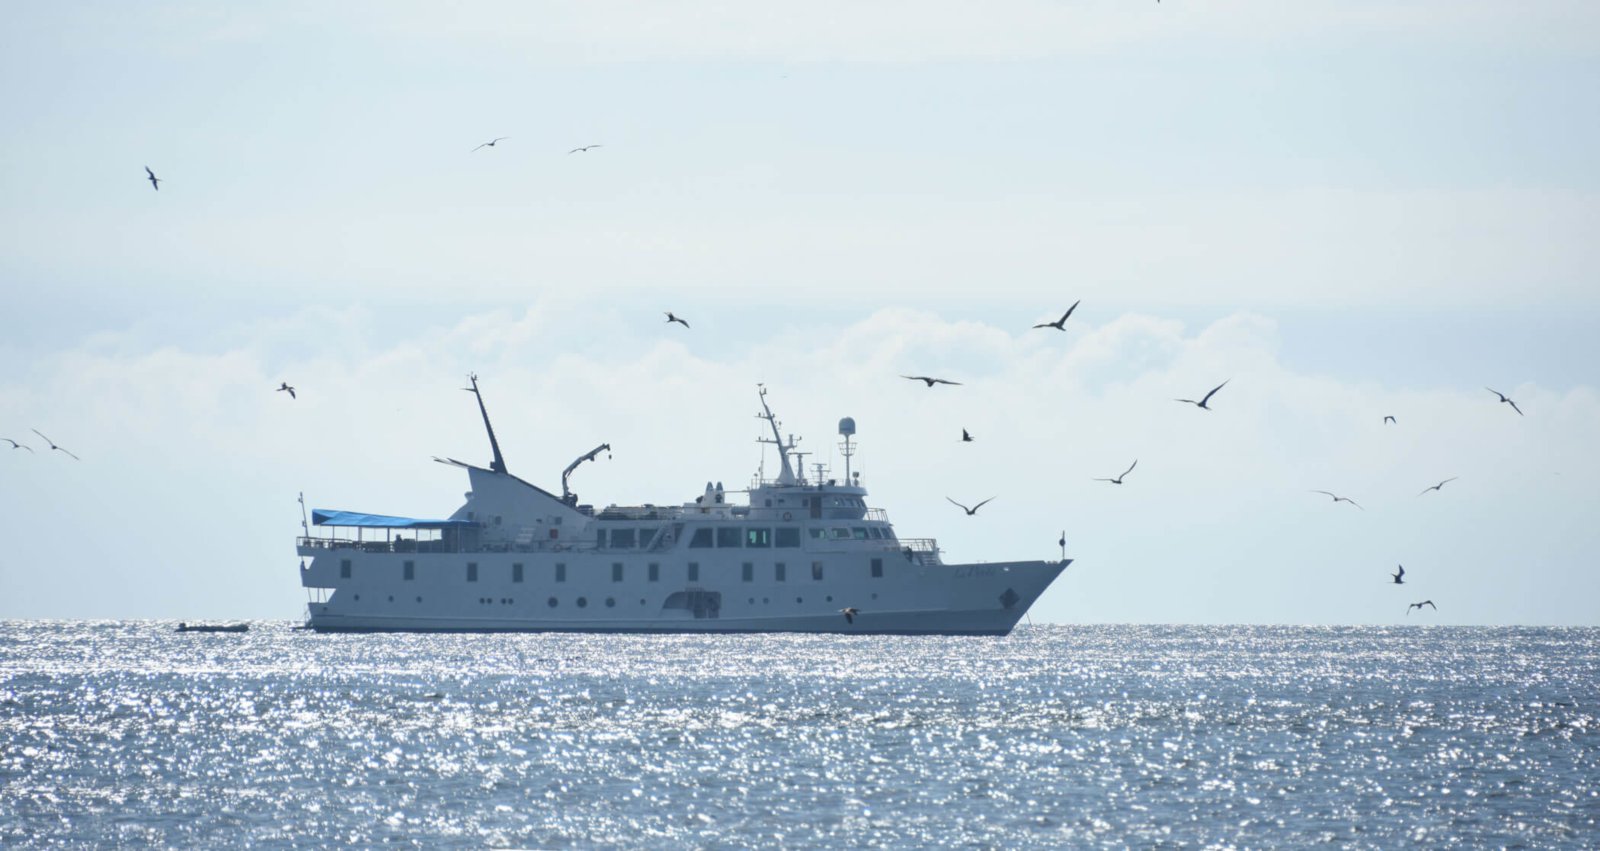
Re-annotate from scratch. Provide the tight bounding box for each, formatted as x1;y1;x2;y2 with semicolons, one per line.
755;385;798;485
464;373;508;474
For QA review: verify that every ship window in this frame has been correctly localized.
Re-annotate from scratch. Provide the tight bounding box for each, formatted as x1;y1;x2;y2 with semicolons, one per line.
688;562;700;582
648;563;660;582
871;558;883;578
830;528;850;540
869;527;884;539
340;559;351;578
852;527;868;540
596;529;606;547
403;561;415;581
688;528;713;548
745;528;771;548
577;597;588;608
639;529;657;549
775;562;786;582
742;562;753;582
512;563;524;583
466;562;478;582
611;529;636;549
555;563;567;583
605;597;616;608
612;563;624;582
494;515;502;526
774;528;800;548
716;528;742;548
548;597;558;608
809;528;826;540
812;561;824;581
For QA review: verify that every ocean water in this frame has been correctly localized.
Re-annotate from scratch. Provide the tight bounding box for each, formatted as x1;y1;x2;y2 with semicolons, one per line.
1;623;1597;849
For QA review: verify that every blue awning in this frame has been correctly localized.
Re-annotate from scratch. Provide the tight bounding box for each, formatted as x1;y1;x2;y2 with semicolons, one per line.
311;509;476;529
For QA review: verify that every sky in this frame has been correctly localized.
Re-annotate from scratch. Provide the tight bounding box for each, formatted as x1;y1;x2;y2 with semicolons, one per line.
2;1;1597;625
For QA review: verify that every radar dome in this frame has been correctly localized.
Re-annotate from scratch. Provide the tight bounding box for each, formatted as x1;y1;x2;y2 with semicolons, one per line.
838;417;856;436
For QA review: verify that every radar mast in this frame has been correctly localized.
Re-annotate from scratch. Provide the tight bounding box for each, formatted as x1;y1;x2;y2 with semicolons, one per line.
755;386;798;485
464;373;508;474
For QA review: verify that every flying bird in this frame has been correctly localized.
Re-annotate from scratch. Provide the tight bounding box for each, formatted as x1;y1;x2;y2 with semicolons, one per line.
840;607;858;624
1032;300;1080;331
902;375;961;387
1093;459;1137;485
3;438;33;452
1391;564;1405;585
471;137;509;151
1310;490;1363;509
144;166;160;191
1418;477;1458;496
1407;600;1436;614
568;144;603;154
961;429;974;442
1175;379;1229;410
1487;387;1524;416
946;496;995;516
277;382;296;399
665;312;690;328
1384;415;1396;424
31;429;79;460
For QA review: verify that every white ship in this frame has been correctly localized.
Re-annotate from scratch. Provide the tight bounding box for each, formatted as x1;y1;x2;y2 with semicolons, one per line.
297;379;1069;634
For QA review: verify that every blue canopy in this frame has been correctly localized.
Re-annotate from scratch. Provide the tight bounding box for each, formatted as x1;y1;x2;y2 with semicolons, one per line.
312;509;476;529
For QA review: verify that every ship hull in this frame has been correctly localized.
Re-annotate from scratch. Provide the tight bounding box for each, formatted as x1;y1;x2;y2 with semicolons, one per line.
300;550;1067;636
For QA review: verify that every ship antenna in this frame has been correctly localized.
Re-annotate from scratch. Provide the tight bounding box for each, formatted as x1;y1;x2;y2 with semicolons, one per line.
463;373;508;474
297;491;309;537
755;386;798;485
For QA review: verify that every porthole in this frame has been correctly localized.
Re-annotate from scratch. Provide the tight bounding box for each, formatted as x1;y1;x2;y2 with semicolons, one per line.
826;595;833;602
605;597;616;608
796;597;803;604
548;597;558;608
577;597;588;608
763;597;769;604
748;597;755;604
353;594;360;601
416;596;423;603
388;596;394;602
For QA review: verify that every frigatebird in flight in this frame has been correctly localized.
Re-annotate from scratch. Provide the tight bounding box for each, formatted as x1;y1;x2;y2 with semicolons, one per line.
1418;477;1458;496
1391;564;1405;585
568;144;603;154
902;375;961;387
1310;490;1362;509
1094;460;1137;485
1032;300;1080;331
1407;600;1436;614
665;312;690;328
3;438;33;452
144;166;160;191
961;429;973;442
277;382;296;399
1384;415;1396;424
1175;380;1229;410
946;496;995;516
31;429;79;460
1487;387;1524;416
471;137;509;151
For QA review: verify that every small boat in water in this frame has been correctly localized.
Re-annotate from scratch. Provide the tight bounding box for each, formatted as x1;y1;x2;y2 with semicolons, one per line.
176;622;249;633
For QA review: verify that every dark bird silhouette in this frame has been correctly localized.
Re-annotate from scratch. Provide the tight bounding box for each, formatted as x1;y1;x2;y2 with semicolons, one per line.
1418;477;1458;496
1384;415;1396;424
1032;300;1080;331
471;137;509;151
1391;564;1405;585
840;607;858;624
961;428;974;442
1175;379;1229;410
1310;490;1362;509
1093;459;1137;485
1487;387;1524;416
902;375;961;387
946;496;995;516
665;312;690;328
1407;600;1436;614
3;438;33;452
144;166;160;191
277;382;296;399
31;429;79;460
568;144;603;154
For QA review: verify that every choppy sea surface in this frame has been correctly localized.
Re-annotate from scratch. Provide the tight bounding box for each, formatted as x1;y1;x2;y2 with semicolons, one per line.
2;623;1597;848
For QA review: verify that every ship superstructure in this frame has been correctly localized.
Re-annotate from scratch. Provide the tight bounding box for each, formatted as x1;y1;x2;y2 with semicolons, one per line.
297;380;1068;633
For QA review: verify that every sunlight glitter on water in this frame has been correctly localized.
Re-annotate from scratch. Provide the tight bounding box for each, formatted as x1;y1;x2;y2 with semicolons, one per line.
1;623;1597;847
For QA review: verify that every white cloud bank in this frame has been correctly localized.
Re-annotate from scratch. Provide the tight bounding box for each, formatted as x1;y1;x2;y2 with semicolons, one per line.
2;303;1595;624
